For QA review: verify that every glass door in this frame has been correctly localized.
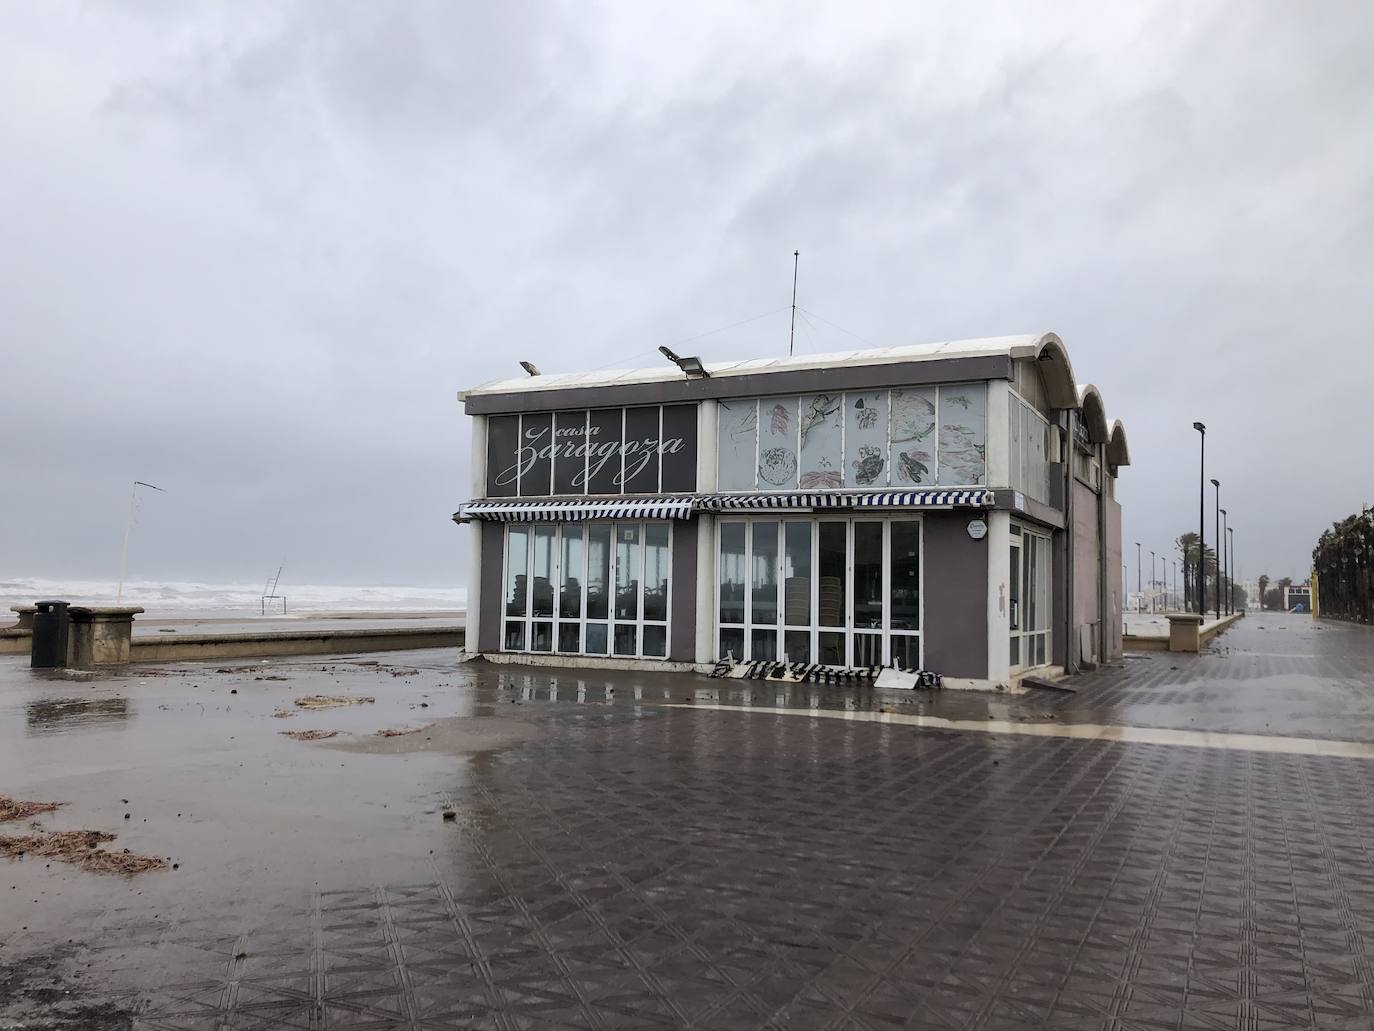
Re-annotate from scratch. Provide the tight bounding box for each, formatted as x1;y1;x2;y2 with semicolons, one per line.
1009;525;1051;670
717;516;922;668
504;522;670;659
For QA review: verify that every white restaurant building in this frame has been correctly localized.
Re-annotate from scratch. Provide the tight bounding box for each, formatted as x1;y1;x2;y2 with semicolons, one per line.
455;334;1129;689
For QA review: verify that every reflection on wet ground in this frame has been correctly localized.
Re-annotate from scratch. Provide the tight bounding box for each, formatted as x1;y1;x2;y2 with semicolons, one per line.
25;696;131;735
1;612;1373;1029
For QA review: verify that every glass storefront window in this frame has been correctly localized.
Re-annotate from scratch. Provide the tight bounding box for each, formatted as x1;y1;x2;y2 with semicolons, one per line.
818;522;846;629
718;516;924;669
719;523;746;625
783;522;812;626
615;525;640;620
531;526;555;618
504;522;670;660
505;527;529;617
890;521;920;630
751;522;779;625
853;522;882;630
720;384;987;493
587;525;611;620
560;531;584;618
644;524;670;622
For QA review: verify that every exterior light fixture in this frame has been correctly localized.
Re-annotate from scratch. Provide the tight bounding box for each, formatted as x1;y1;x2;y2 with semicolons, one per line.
519;361;540;377
658;346;710;379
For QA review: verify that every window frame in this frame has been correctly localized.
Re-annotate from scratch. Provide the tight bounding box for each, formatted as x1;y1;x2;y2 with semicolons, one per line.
715;514;924;668
502;520;673;660
716;385;989;493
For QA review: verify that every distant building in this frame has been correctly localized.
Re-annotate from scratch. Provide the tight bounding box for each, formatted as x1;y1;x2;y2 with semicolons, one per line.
1285;582;1312;613
455;333;1129;688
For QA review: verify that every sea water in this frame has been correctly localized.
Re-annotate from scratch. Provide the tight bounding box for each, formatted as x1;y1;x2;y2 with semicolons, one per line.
0;577;466;619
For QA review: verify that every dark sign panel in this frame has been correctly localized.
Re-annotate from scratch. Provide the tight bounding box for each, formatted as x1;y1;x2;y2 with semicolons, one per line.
660;405;697;492
517;412;553;497
485;415;520;498
485;405;698;498
586;409;623;495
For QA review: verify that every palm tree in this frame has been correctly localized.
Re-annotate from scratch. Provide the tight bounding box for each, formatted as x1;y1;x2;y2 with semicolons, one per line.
1257;573;1270;610
1177;533;1218;612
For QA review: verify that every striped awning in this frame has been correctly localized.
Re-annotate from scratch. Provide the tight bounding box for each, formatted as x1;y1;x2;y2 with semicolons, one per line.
455;497;695;523
695;489;996;511
456;489;994;522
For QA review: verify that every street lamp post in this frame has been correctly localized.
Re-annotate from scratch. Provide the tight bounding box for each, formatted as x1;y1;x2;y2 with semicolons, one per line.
1193;423;1206;615
1150;550;1156;613
1211;479;1221;620
1225;505;1236;613
1136;542;1143;614
1228;526;1236;614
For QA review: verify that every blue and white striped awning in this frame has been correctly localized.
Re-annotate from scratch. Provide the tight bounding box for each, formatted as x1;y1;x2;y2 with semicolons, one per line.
695;489;996;511
456;497;695;523
456;489;995;522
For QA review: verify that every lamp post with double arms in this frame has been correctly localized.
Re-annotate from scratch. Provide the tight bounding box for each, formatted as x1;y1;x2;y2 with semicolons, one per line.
1228;526;1236;614
1211;479;1222;620
1220;508;1229;615
1136;542;1143;614
1193;423;1206;614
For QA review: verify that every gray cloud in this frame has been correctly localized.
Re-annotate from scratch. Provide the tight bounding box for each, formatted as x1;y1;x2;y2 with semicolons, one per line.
2;0;1371;588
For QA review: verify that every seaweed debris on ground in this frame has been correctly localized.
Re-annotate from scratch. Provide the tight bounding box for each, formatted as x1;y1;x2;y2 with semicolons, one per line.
294;695;375;710
376;723;435;738
271;708;296;719
280;729;340;741
0;829;167;875
0;795;66;823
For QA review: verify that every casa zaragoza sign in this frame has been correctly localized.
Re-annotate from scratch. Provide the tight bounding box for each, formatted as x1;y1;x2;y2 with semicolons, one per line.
485;405;697;497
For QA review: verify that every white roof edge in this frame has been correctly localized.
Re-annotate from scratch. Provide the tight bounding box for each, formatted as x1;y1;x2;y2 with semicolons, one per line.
462;333;1055;398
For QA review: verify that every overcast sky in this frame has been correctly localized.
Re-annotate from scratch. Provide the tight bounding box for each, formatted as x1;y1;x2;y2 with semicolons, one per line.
3;0;1371;590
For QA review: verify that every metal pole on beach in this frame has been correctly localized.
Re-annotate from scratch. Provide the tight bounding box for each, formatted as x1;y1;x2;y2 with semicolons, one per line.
117;481;164;604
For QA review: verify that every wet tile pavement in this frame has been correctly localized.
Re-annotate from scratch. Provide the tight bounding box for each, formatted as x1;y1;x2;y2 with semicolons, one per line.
3;613;1374;1029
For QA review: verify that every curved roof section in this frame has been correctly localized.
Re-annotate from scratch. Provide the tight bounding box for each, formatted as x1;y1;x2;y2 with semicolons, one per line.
461;332;1079;401
1107;420;1131;468
1075;384;1110;443
1030;333;1079;409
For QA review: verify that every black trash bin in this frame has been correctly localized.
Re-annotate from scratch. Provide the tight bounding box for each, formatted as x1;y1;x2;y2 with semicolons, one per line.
31;600;71;669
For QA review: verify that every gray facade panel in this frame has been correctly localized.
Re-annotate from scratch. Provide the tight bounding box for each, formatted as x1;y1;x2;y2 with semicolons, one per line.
478;520;504;653
922;514;988;679
1052;531;1068;668
670;519;698;662
465;355;1014;415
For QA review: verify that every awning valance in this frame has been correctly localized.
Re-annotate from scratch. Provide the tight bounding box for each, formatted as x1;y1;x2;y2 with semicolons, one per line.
695;489;995;511
455;489;994;523
455;497;695;523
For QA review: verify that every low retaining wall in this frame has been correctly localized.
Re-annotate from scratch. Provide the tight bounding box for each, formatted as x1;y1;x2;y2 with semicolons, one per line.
1123;611;1244;653
0;629;31;656
4;626;464;662
131;626;464;662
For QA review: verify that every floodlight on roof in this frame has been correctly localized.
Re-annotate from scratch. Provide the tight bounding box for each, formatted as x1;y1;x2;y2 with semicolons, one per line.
657;345;710;379
519;361;540;377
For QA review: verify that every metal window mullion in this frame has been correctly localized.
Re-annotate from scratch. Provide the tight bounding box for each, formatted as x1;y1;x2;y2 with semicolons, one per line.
637;521;646;659
743;517;753;660
881;518;891;666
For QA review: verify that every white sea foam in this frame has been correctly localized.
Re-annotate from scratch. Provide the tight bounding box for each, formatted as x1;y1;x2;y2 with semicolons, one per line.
0;577;466;618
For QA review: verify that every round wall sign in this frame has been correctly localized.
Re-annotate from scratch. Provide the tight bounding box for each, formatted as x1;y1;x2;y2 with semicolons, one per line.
967;518;988;541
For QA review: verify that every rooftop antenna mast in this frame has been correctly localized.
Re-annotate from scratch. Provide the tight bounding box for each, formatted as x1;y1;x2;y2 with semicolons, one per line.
789;250;800;356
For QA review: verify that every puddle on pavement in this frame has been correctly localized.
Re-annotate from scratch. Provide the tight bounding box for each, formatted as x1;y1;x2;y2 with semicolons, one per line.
320;715;544;756
25;697;131;735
